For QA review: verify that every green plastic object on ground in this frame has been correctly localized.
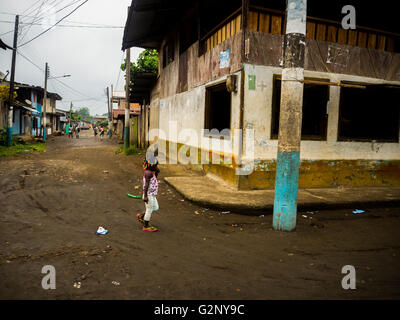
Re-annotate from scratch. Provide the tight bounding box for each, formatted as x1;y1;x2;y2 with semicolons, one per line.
127;193;142;199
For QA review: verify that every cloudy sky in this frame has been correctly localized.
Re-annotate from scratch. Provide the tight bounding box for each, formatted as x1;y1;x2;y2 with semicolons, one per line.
0;0;143;116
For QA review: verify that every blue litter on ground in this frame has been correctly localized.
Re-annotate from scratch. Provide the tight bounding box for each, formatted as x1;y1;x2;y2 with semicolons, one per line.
353;209;365;214
95;226;108;235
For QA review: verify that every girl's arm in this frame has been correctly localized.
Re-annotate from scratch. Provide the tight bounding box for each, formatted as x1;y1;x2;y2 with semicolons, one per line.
143;171;152;202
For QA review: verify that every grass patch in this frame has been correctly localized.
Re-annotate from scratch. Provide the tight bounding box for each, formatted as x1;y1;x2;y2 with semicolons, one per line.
115;146;142;156
0;143;46;157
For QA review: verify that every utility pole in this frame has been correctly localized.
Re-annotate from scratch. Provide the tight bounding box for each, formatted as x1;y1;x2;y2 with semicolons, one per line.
110;84;114;136
42;62;49;141
272;0;307;232
106;86;111;133
139;100;144;149
69;102;73;122
7;15;18;146
124;8;131;150
111;84;113;109
110;85;114;126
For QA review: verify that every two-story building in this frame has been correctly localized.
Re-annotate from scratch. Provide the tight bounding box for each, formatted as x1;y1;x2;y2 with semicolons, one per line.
0;80;62;137
122;0;400;189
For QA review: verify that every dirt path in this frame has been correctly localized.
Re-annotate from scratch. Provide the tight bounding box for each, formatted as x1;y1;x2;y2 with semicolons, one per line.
0;130;399;299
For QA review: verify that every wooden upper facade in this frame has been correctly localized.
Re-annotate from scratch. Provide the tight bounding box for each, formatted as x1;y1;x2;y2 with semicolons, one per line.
122;0;400;100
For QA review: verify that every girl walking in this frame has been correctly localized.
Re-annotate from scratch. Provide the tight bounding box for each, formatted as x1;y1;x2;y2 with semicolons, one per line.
137;158;160;232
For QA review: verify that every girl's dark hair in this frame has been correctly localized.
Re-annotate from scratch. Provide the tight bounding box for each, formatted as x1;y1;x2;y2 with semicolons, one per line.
143;158;158;170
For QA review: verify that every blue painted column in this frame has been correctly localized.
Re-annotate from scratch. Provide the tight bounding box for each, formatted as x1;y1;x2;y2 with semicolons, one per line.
273;0;307;232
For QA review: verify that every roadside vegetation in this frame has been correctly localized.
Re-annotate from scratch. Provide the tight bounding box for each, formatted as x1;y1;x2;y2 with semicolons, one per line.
0;126;46;157
115;146;142;156
0;143;46;157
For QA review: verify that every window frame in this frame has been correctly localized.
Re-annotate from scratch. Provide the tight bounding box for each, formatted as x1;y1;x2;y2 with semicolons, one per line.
162;37;175;69
270;75;330;141
337;81;400;143
204;81;232;139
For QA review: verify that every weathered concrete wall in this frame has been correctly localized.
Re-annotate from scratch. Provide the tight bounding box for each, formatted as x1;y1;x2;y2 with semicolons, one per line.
157;72;242;156
149;97;160;142
238;159;400;189
242;64;400;162
234;63;400;189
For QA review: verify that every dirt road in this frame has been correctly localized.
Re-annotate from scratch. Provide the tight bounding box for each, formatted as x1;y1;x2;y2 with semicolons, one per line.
0;130;399;299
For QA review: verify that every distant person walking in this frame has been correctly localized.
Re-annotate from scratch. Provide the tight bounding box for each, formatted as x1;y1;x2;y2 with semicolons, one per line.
65;122;71;138
76;124;80;139
99;126;105;141
93;126;98;139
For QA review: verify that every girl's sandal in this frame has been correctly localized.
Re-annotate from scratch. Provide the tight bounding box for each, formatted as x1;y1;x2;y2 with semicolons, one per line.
142;226;158;232
136;214;145;226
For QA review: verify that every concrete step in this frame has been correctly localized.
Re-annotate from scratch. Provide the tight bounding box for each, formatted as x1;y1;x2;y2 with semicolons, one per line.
164;175;400;214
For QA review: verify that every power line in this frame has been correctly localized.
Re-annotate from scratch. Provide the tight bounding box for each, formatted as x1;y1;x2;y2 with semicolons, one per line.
115;51;125;91
19;0;48;43
0;11;121;26
20;0;84;28
22;0;44;12
18;0;77;38
0;2;123;36
16;50;45;72
52;77;101;101
0;29;14;37
22;0;52;16
61;97;105;102
0;0;54;38
18;0;89;47
13;35;110;114
20;0;65;24
33;0;84;24
16;49;103;103
0;20;123;28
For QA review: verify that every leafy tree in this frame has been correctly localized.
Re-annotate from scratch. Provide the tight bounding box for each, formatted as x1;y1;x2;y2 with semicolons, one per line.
121;49;158;100
75;107;93;122
67;110;81;121
95;120;108;127
121;49;158;78
0;85;17;101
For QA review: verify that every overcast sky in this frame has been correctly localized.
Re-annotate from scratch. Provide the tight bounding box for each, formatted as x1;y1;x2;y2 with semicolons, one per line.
0;0;143;115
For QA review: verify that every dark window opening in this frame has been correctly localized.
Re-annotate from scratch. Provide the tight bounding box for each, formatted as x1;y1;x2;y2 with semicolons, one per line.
271;77;329;140
338;84;400;142
162;38;175;68
179;18;198;54
204;82;231;136
16;88;31;103
20;110;23;133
